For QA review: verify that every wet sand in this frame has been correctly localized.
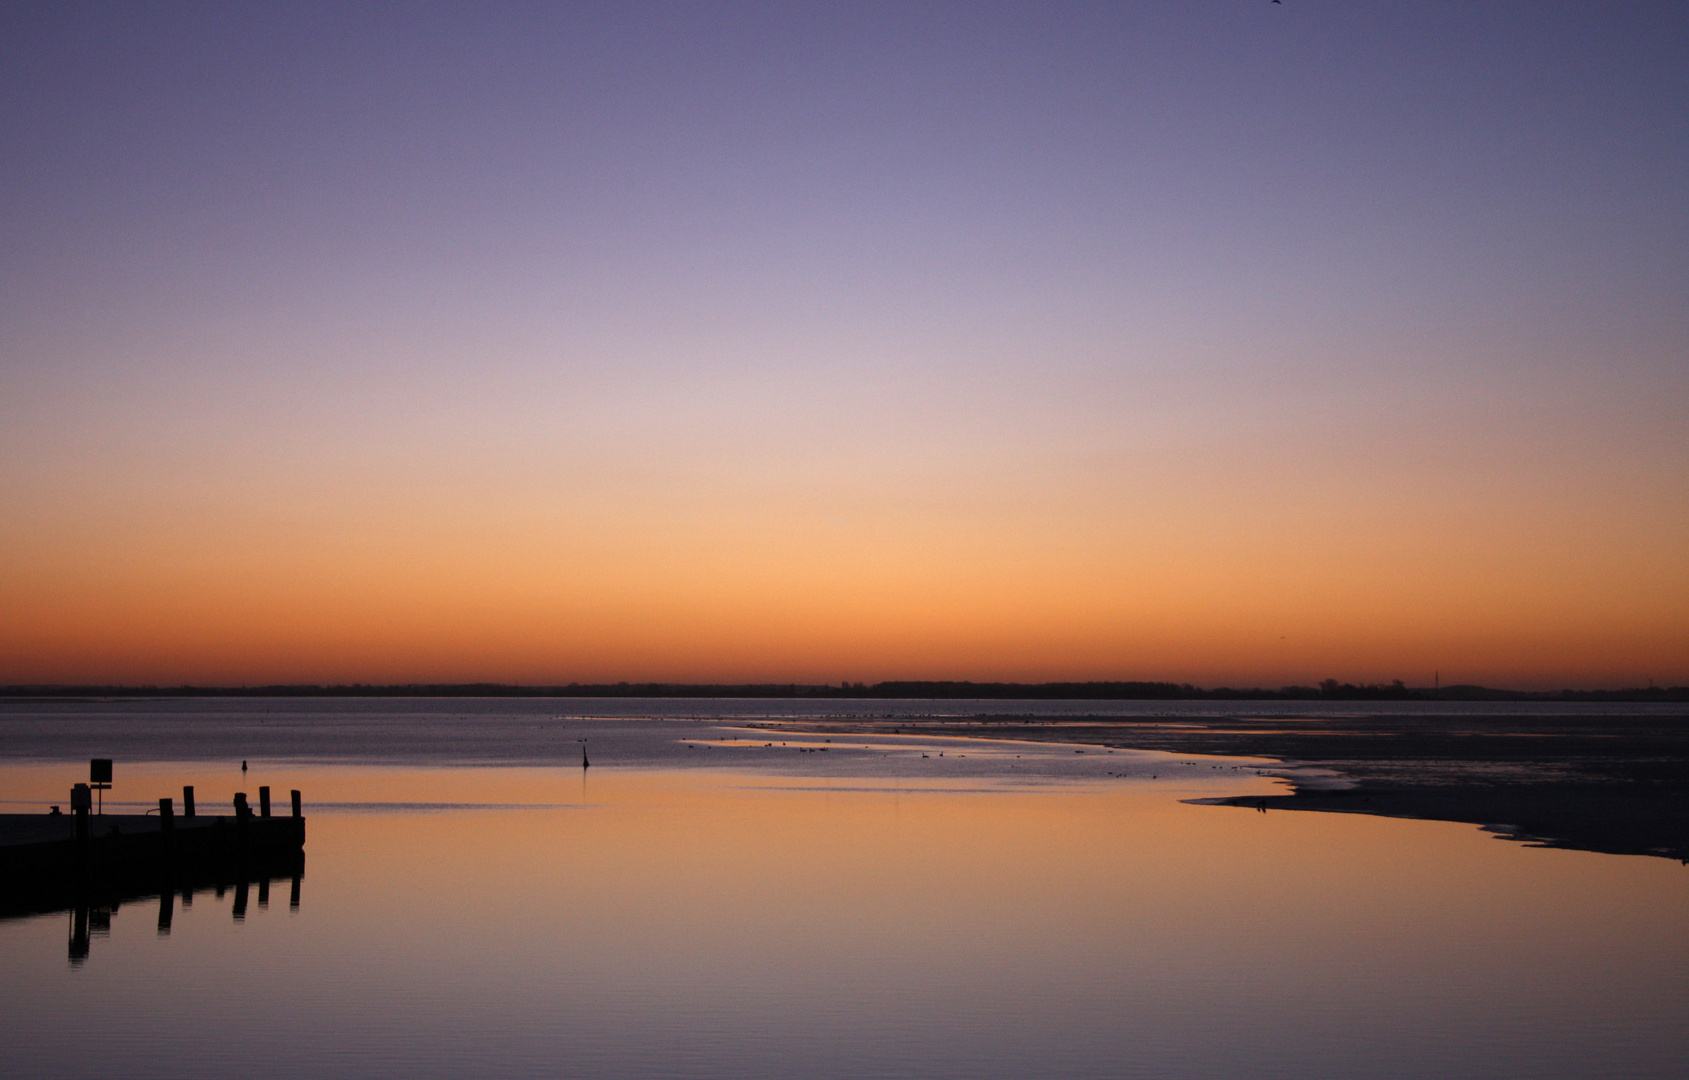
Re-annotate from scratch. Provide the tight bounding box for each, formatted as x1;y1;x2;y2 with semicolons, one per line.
779;712;1689;862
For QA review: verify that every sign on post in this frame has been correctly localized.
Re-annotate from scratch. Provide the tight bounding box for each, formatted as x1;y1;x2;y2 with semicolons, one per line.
89;758;112;814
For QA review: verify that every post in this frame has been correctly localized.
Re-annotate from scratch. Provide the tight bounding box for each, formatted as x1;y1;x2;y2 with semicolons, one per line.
290;789;302;818
259;786;271;818
289;873;301;911
258;877;270;908
157;890;174;935
233;792;249;819
159;798;174;844
233;880;248;921
71;784;91;843
182;785;195;818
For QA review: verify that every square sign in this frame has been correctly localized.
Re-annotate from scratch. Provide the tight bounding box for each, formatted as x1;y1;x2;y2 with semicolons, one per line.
89;759;112;784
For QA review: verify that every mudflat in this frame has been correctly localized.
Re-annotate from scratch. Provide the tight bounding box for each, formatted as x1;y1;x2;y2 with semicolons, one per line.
781;711;1689;862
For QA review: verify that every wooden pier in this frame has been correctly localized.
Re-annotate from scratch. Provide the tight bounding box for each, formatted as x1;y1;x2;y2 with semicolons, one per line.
0;791;307;920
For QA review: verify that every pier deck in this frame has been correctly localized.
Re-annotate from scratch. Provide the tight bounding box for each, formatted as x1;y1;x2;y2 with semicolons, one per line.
0;811;306;916
0;811;285;848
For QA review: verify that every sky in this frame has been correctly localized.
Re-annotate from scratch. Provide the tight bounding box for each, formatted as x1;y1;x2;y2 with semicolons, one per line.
2;1;1685;689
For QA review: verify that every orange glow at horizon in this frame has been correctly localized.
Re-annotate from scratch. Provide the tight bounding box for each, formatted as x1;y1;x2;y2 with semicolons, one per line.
4;397;1683;689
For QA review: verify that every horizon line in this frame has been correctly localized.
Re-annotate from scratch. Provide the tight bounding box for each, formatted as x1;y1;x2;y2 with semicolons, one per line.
3;679;1686;703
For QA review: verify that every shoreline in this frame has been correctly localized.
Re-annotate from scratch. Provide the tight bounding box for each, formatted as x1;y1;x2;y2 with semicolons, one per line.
774;712;1689;863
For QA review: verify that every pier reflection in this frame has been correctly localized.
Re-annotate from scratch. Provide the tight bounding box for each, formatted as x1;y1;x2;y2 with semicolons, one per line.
44;851;306;965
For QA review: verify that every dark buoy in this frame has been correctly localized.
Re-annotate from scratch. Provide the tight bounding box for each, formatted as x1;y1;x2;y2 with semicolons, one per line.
582;746;590;769
241;759;248;773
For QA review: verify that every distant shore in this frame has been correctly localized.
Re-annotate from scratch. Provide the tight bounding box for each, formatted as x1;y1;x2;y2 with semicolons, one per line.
4;681;1687;702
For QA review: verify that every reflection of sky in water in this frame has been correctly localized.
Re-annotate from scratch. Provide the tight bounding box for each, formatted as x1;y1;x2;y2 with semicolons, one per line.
1;703;1686;1078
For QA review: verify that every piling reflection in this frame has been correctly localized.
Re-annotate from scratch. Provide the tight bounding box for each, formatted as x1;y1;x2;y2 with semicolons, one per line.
45;851;305;966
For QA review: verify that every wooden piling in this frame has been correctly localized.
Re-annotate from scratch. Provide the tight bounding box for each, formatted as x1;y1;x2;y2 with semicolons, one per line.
233;792;249;819
71;783;91;843
182;785;195;818
259;786;271;818
290;789;302;818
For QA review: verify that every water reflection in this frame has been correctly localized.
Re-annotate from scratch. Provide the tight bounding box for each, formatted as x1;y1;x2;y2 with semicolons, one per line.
44;852;306;965
3;727;1688;1078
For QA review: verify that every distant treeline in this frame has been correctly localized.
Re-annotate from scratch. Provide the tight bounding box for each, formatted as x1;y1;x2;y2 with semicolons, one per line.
4;680;1687;702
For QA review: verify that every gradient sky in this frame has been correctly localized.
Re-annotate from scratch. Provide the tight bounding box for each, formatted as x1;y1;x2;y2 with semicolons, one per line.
2;1;1685;688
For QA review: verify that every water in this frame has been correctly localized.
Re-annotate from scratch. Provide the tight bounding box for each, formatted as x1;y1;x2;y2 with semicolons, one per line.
2;699;1686;1079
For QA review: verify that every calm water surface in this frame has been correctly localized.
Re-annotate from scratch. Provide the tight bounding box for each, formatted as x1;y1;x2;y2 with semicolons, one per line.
2;699;1685;1079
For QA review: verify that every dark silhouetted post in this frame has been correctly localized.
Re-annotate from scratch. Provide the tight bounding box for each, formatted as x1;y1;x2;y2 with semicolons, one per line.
233;880;248;921
182;785;195;817
259;786;271;817
290;789;302;818
157;891;174;935
289;873;301;911
258;877;270;908
159;797;174;832
233;792;249;819
71;784;91;844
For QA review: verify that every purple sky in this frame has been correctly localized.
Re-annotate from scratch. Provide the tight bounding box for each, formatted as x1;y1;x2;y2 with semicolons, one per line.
3;2;1686;686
